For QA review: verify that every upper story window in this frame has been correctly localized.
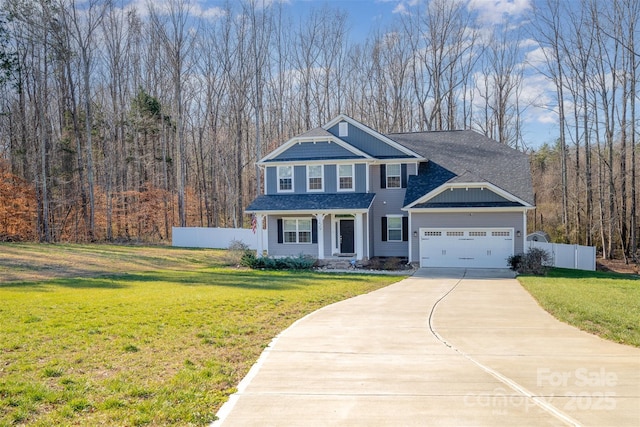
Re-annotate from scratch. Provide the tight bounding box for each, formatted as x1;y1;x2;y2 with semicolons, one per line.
386;164;402;188
278;165;293;192
338;164;354;191
307;165;323;191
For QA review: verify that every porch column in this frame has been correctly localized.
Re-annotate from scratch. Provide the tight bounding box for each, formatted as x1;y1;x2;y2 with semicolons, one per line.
315;213;327;260
256;214;265;258
355;212;364;260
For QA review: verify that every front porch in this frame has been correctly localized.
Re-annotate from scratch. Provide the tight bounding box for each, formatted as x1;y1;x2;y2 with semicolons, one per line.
253;211;369;261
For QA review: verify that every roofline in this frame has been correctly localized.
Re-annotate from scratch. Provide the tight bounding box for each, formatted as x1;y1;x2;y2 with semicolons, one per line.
245;208;372;215
404;181;534;209
404;206;535;213
258;133;373;164
323;114;426;160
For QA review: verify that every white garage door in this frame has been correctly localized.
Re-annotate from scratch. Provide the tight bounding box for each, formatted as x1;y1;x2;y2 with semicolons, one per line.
419;228;513;268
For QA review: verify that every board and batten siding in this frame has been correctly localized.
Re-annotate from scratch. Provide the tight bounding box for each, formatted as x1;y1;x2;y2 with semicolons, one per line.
272;140;363;161
408;211;525;263
426;187;512;205
326;122;412;158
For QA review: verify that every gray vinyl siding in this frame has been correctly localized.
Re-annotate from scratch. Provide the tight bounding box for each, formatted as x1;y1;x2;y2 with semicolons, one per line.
266;215;318;258
327;122;412;158
271;141;363;161
370;189;409;257
369;163;416;257
294;166;306;193
408;211;525;262
265;163;365;195
266;215;332;258
325;165;337;192
355;164;366;193
266;167;277;194
427;188;511;204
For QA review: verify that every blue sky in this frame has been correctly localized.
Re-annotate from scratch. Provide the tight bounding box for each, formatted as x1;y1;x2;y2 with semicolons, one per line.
141;0;560;148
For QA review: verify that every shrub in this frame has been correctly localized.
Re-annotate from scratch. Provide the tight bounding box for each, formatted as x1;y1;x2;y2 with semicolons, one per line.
507;253;523;271
240;252;316;270
224;240;251;266
508;248;551;275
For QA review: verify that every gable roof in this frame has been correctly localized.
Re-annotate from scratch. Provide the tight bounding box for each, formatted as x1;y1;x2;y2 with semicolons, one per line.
258;127;372;164
323;115;424;160
388;130;535;206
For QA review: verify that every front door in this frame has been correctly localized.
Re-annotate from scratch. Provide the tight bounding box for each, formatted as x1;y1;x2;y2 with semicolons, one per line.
339;219;355;254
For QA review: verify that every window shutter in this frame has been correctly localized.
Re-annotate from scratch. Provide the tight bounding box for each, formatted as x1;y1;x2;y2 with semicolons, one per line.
380;164;386;189
277;219;283;243
401;164;407;188
312;219;318;244
402;216;409;241
381;217;387;241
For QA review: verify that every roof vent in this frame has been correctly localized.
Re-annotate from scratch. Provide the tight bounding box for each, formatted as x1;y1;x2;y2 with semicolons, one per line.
339;122;348;137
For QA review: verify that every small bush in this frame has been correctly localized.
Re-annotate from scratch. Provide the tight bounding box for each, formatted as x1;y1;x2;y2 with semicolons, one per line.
240;252;316;270
224;240;251;266
507;253;523;271
508;248;551;275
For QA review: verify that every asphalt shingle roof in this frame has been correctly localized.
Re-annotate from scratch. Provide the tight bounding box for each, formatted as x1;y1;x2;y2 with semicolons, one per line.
246;193;376;212
388;130;535;206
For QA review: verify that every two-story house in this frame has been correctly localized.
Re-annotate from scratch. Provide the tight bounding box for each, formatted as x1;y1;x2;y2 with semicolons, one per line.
245;115;535;268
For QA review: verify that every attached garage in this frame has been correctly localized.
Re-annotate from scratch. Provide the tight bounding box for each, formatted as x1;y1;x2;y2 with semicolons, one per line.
419;227;514;268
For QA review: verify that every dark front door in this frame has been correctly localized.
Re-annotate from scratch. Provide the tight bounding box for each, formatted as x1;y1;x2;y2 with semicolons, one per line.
339;219;355;254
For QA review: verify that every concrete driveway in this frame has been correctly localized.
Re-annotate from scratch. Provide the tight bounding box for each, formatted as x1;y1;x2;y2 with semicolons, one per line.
212;268;640;426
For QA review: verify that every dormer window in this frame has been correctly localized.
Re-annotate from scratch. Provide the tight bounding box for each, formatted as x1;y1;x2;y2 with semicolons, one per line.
278;165;293;192
386;164;402;188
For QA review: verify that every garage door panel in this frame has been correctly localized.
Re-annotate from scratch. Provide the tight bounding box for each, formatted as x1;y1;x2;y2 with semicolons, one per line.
419;228;513;268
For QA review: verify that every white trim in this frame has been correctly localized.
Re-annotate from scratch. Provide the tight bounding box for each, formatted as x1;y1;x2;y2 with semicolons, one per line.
405;206;533;214
403;181;534;210
306;164;324;192
337;163;355;192
323;114;425;160
258;134;373;164
277;165;294;193
408;212;413;262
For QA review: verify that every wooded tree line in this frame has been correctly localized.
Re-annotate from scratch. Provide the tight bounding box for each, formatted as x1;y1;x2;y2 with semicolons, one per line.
0;0;637;260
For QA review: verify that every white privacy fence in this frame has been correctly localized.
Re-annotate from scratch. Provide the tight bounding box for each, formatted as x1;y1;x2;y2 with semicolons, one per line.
527;241;596;271
172;227;265;250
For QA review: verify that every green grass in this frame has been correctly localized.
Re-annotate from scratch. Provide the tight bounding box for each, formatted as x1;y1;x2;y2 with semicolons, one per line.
518;268;640;347
0;243;403;426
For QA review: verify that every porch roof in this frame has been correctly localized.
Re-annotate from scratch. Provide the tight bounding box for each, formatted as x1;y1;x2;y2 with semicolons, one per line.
245;193;375;213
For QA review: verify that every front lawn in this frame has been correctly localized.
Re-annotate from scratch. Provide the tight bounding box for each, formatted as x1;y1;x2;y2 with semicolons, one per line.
0;244;402;426
518;268;640;347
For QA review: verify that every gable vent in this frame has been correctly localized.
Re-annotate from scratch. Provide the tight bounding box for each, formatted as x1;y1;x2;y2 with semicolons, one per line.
339;122;348;137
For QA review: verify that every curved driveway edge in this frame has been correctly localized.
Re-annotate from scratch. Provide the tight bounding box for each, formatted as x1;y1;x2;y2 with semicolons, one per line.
212;268;640;426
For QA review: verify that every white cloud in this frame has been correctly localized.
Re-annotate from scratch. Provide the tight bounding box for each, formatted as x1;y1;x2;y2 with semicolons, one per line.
467;0;532;25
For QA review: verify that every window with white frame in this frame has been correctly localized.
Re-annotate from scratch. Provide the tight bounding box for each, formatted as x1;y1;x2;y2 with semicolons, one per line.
338;164;354;190
278;165;293;192
387;216;403;241
283;218;311;243
307;165;323;191
386;164;402;188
